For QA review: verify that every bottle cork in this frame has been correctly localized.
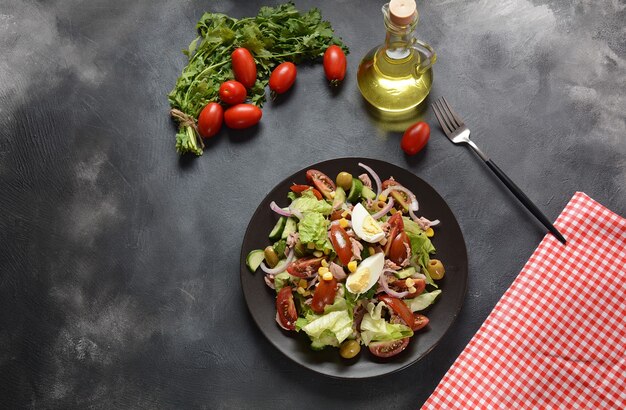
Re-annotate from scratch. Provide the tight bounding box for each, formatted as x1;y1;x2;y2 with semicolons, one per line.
389;0;417;26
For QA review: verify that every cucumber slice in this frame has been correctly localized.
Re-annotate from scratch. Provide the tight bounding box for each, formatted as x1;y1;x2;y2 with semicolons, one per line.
395;266;416;279
332;186;346;209
246;249;265;272
281;217;297;239
346;178;363;203
269;216;287;240
361;186;376;200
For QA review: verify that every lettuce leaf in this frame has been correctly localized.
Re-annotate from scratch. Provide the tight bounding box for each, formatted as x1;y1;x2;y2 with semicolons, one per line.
290;191;332;215
360;302;413;345
298;212;328;249
296;296;354;349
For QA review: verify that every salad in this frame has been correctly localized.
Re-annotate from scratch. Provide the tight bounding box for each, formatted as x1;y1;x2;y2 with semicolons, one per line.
246;163;446;359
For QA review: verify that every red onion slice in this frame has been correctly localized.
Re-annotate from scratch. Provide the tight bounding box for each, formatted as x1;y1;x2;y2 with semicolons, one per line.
371;197;395;220
381;185;419;211
358;162;382;196
378;270;410;298
260;248;295;275
270;201;292;217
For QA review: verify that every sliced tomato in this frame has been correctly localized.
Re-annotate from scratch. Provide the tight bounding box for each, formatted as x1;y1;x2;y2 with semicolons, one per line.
412;313;429;331
330;209;344;221
368;337;409;358
290;184;322;200
384;212;404;256
287;256;324;278
311;277;337;314
378;295;415;330
392;278;426;297
329;224;353;265
306;169;335;200
389;231;410;265
276;287;297;331
382;179;410;211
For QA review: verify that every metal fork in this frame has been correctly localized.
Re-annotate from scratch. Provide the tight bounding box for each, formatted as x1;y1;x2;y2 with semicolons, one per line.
432;97;566;244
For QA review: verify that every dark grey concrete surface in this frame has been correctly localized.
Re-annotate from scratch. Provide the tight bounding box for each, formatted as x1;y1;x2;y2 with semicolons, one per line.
0;0;624;408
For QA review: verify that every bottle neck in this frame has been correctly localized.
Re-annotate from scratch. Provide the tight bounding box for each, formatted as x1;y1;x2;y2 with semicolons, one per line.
382;5;417;60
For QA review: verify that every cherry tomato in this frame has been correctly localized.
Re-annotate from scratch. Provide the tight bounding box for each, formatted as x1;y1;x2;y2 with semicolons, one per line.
311;277;337;314
219;80;247;105
329;224;353;265
276;287;297;331
197;102;223;138
401;121;430;155
384;212;405;256
290;184;322;200
389;231;410;265
323;45;347;84
368;337;409;358
412;313;429;331
306;169;336;200
224;104;262;129
287;256;325;278
378;295;415;330
392;278;426;298
231;48;257;88
382;179;410;211
269;62;297;94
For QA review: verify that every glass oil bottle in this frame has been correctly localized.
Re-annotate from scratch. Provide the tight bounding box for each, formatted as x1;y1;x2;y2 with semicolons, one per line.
357;0;437;115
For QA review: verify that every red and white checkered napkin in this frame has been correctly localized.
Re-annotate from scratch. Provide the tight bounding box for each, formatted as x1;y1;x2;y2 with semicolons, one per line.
423;192;626;409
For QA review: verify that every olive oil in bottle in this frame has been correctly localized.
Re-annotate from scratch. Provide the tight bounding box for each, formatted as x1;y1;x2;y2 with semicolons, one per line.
357;0;436;114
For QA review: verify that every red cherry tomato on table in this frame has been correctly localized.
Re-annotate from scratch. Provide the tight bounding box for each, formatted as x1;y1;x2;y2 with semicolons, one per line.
224;104;262;129
219;80;247;105
269;62;297;94
197;102;223;138
305;169;336;200
329;224;353;265
401;121;430;155
323;45;347;84
231;48;257;88
311;277;338;314
276;287;297;331
368;337;409;358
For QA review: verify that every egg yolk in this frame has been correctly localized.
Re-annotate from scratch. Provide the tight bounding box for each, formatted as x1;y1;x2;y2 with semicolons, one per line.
349;267;371;293
362;215;382;236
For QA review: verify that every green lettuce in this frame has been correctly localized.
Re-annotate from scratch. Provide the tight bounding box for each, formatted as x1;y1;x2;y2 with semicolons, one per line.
360;302;413;345
296;297;354;350
273;271;296;292
290;191;332;215
298;212;328;249
405;290;441;312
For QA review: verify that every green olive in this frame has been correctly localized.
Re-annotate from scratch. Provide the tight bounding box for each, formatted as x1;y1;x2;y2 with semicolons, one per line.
339;339;361;359
264;246;279;268
293;241;307;258
371;200;387;212
427;259;445;280
336;172;353;191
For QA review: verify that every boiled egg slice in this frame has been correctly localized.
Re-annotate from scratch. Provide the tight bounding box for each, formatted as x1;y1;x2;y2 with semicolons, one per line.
346;252;385;295
351;203;385;243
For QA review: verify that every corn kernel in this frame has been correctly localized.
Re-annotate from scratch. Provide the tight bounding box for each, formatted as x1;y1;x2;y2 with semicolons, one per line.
339;218;349;229
405;278;415;287
318;266;330;275
298;279;308;288
324;248;330;255
341;210;349;218
313;250;323;257
329;191;336;199
307;242;316;249
408;286;416;294
321;259;329;267
347;261;358;273
390;208;396;215
368;247;375;255
297;287;306;295
425;227;434;237
322;272;333;281
379;194;387;202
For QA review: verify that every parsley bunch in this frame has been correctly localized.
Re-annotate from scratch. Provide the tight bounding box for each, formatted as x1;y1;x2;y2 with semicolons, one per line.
168;3;348;156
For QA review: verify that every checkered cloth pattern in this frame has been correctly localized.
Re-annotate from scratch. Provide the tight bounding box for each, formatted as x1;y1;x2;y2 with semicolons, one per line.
423;192;626;409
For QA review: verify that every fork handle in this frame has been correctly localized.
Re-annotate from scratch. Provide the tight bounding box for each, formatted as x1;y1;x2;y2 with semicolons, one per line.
485;159;567;244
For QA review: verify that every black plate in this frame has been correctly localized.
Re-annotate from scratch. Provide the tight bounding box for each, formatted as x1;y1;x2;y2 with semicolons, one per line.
240;158;468;378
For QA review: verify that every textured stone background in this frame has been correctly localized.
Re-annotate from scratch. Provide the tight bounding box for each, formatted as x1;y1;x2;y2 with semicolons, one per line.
0;0;624;408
